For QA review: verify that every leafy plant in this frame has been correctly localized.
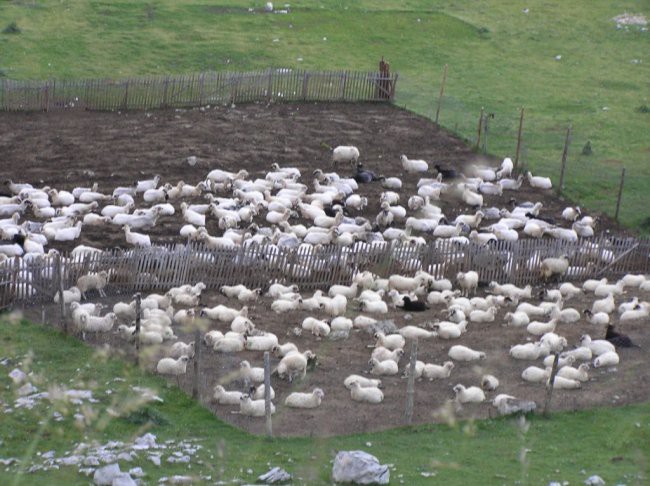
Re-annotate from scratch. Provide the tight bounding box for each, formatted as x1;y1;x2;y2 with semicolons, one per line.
2;22;21;34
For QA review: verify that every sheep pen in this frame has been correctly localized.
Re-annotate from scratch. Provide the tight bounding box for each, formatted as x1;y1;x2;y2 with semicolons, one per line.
2;102;648;437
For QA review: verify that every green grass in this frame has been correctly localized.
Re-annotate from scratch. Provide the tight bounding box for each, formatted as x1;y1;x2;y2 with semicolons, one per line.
0;315;648;485
0;1;648;229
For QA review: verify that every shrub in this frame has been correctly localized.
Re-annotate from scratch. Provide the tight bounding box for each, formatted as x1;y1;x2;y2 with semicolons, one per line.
2;22;21;34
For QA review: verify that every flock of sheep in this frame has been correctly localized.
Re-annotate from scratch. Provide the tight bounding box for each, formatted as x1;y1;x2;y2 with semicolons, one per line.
2;143;647;428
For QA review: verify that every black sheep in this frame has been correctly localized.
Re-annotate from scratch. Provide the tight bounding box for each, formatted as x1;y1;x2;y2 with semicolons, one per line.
605;324;637;348
433;164;458;180
400;296;428;312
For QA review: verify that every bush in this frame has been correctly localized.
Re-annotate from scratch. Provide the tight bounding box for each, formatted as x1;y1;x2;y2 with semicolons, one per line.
636;105;650;114
2;22;21;34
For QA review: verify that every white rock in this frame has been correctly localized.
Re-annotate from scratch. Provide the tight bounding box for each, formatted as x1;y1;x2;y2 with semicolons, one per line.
148;455;161;466
112;472;137;486
9;368;27;384
332;451;390;485
585;476;605;486
93;463;121;485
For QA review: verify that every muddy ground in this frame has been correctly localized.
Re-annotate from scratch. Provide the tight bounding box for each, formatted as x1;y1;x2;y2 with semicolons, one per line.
3;102;646;437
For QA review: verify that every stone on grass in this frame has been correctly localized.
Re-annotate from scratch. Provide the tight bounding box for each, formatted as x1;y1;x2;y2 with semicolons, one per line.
258;466;292;483
332;450;390;485
93;463;121;485
111;472;137;486
585;475;605;486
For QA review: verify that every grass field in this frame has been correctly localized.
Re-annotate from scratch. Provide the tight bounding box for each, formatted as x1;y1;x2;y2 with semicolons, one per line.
0;316;648;485
0;1;648;230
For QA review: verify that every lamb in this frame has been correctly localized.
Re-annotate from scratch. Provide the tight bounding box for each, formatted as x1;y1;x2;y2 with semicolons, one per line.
583;309;610;326
213;335;246;353
422;361;454;380
522;366;550;383
169;341;195;359
453;384;485;404
328;282;359;299
212;385;244;405
557;363;590;382
591;293;615;315
284;388;325;409
543;354;575;368
330;316;353;333
321;294;348;317
76;270;109;300
432;320;466;339
348;380;384;403
173;309;196;327
549;375;582;390
620;305;649;322
332;145;360;165
374;332;405;350
496;157;514;179
593;351;620;368
266;283;299;298
123;225;151;247
220;284;248;298
540;255;570;280
400;154;428;173
237;287;262;303
504;311;530;327
456;271;479;296
509;342;546;360
561;346;593;362
526;318;557;336
526;171;552;189
448;345;486;361
239;360;265;384
250;384;275;400
594;281;625;297
271;342;299;358
344;375;382;390
239;394;276;417
359;299;388;314
369;357;399;376
481;374;499;391
620;273;647;288
461;187;483;207
156;355;190;376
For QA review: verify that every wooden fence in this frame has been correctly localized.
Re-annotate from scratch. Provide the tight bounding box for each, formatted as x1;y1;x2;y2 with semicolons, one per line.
1;235;648;309
0;69;398;112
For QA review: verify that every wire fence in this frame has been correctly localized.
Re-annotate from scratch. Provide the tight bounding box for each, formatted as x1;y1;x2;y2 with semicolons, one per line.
2;236;648;310
0;69;398;112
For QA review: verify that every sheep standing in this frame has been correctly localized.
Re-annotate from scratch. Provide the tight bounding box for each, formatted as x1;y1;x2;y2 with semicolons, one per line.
239;394;276;417
76;270;109;300
156;355;190;385
332;145;360;165
456;271;479;297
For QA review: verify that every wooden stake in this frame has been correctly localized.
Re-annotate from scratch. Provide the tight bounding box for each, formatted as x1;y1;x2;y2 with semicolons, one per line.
434;64;448;125
476;107;484;150
615;167;626;222
543;352;560;417
405;339;418;425
558;124;572;195
264;351;273;437
514;107;525;173
192;328;201;399
134;293;141;366
57;254;66;334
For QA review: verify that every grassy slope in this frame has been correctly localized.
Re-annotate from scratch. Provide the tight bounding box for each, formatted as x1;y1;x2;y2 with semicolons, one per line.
0;1;648;230
0;317;648;485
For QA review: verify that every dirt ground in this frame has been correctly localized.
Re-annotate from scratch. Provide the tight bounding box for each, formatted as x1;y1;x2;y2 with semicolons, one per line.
3;102;646;437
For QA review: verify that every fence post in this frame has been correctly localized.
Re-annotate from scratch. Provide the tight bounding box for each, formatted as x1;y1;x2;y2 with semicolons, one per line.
434;64;448;125
162;76;170;108
557;124;572;195
134;293;141;366
405;339;418;425
57;254;66;334
264;351;273;437
198;72;206;106
476;107;484;150
266;68;273;102
192;327;201;399
302;72;309;100
615;167;626;222
543;352;560;417
122;80;130;110
514;107;525;174
43;83;50;112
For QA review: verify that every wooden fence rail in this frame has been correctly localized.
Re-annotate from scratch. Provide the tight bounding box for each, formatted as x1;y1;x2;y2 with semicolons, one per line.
0;236;648;309
0;69;398;112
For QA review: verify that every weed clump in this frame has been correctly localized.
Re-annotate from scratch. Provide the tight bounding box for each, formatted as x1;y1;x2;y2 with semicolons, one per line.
2;22;21;34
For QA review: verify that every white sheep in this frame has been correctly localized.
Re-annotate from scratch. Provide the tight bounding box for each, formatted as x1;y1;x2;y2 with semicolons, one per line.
276;350;315;382
77;312;117;333
540;256;569;280
579;335;615;356
591;293;615;315
453;384;485;403
398;325;437;340
284;388;325;409
583;309;610;326
620;274;647;288
526;318;557;336
200;304;248;322
212;385;243;405
156;355;190;376
543;354;575;368
593;351;620;368
422;361;454;380
374;332;405;350
330;316;353;333
213;335;245;353
173;309;196;327
344;375;382;390
271;298;302;313
400;154;428;173
53;286;81;305
526;171;552;189
456;271;479;296
76;270;109;300
481;374;499;391
556;363;589;382
448;345;486;361
504;311;530;327
239;360;265;384
561;346;593;362
251;384;275;400
332;145;360;165
239;394;275;417
369;357;399;376
510;342;545;360
432;320;466;339
266;283;299;298
231;315;255;334
469;307;497;323
123;225;151;247
349;381;384;404
169;341;195;359
245;333;279;352
522;366;549;383
371;347;404;363
271;342;299;358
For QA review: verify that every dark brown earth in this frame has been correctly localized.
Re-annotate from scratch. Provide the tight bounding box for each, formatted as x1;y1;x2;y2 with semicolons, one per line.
3;102;647;438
